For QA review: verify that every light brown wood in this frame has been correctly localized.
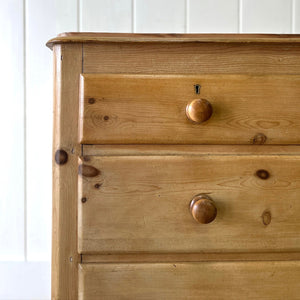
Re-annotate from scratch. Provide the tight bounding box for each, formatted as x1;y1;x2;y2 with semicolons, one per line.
79;74;300;144
82;252;300;263
46;33;300;49
83;43;300;75
49;34;300;299
52;44;82;300
78;261;300;299
78;154;300;254
83;144;300;156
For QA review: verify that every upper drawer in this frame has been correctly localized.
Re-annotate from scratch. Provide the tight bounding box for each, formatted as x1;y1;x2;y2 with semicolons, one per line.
79;74;300;144
78;150;300;254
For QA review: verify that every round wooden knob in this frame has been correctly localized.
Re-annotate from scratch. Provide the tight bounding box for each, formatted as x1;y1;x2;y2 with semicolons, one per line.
190;194;217;224
186;99;213;124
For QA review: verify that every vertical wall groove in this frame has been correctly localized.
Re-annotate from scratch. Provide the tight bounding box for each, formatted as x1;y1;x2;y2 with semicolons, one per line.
79;0;83;32
77;0;81;31
23;0;27;262
185;0;189;33
292;0;296;33
238;0;243;33
132;0;136;33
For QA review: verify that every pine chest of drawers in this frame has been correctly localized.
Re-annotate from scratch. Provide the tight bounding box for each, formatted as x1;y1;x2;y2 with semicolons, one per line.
48;33;300;300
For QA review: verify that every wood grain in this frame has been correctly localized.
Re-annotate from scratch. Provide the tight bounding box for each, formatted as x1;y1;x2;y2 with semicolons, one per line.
83;42;300;74
78;154;300;253
52;44;82;300
49;35;300;299
80;74;300;144
78;261;300;299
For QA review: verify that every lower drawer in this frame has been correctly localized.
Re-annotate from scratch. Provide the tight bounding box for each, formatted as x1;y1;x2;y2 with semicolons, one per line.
78;151;300;253
78;261;300;299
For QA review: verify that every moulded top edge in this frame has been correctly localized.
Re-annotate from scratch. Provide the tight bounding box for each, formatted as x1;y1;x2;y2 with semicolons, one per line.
46;32;300;50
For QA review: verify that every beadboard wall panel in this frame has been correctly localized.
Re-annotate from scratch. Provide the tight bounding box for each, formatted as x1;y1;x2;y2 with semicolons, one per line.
80;0;132;32
189;0;239;33
55;0;78;34
25;0;78;262
135;0;186;33
0;0;25;261
242;0;292;33
26;0;55;262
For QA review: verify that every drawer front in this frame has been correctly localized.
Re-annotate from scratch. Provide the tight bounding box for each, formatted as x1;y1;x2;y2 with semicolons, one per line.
79;261;300;299
79;74;300;144
78;154;300;253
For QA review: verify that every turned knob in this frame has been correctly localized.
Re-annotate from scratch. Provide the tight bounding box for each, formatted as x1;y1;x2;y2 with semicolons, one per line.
186;99;213;124
190;194;217;224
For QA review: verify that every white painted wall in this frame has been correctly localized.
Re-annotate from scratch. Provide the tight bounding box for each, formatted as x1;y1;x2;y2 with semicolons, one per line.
1;0;299;298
